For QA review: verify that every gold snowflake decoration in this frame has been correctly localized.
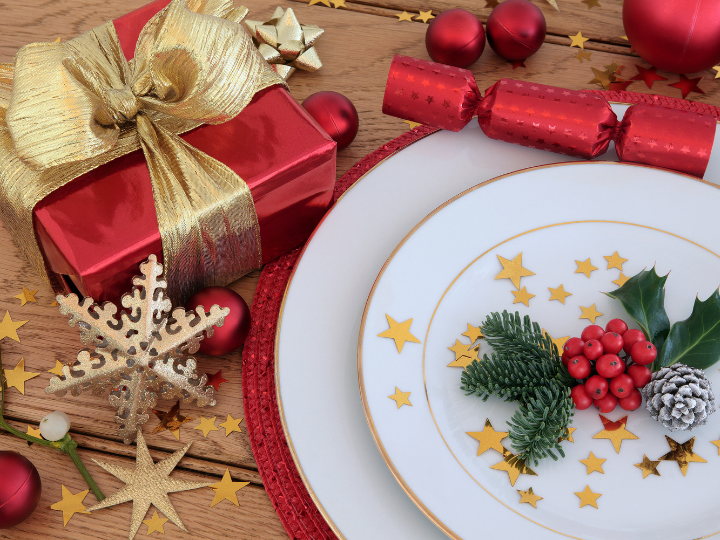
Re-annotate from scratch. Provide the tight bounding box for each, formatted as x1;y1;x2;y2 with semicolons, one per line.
46;255;228;443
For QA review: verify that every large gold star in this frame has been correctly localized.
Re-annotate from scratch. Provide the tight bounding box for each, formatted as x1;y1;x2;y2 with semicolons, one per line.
634;455;661;479
495;253;535;289
194;417;219;438
87;431;213;540
388;387;412;408
416;10;434;22
575;258;598;278
2;358;39;394
511;287;535;307
579;304;603;324
548;284;572;304
544;331;569;356
490;448;537;486
0;311;28;342
218;414;243;436
612;272;630;288
569;31;590;49
209;469;250;507
14;286;38;306
378;315;421;353
396;11;414;21
462;323;483;342
143;511;168;535
660;436;706;476
447;340;479;368
517;487;543;508
592;414;638;453
51;485;90;526
580;452;605;475
604;251;628;270
466;419;508;456
574;485;601;508
152;401;194;441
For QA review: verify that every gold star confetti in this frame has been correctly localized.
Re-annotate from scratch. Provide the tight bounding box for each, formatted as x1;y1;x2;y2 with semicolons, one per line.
548;284;572;304
209;469;250;507
218;414;243;436
544;330;569;355
416;10;434;22
51;486;90;526
575;258;598;278
592;414;638;453
194;417;219;438
462;324;483;342
143;511;168;535
580;452;606;474
574;485;601;508
396;11;414;21
466;419;508;456
378;314;421;353
26;424;43;446
579;304;603;324
49;360;66;377
447;340;479;368
495;253;535;289
490;448;537;486
711;438;720;454
589;67;613;90
634;455;661;479
388;387;412;408
714;66;720;79
50;300;59;306
152;401;194;441
517;487;542;508
402;120;422;130
0;311;28;342
569;31;590;49
604;251;628;271
2;358;39;394
331;0;346;7
449;339;473;360
612;272;630;288
660;436;706;476
87;431;212;540
582;0;600;7
14;286;38;306
561;427;576;443
573;50;592;63
545;0;559;9
308;0;331;5
511;286;535;307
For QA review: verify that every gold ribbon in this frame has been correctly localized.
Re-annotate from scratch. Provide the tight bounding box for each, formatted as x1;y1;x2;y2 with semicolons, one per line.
0;0;285;302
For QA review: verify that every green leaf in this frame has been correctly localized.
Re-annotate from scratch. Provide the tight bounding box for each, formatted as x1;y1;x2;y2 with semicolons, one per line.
605;268;670;352
657;289;720;370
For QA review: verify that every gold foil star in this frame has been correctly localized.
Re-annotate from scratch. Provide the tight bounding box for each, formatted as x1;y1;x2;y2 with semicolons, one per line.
416;10;435;22
580;452;606;474
490;448;537;486
49;360;66;377
574;50;592;63
569;31;590;48
574;485;601;508
579;304;603;324
308;0;331;5
545;331;569;355
194;417;219;437
517;487;542;508
495;253;535;289
575;258;598;278
462;324;483;342
712;438;720;454
51;485;90;526
378;315;421;353
612;272;630;287
2;358;39;394
561;427;576;443
447;344;479;368
592;414;638;453
14;286;38;306
548;285;572;304
402;120;422;130
589;67;613;90
467;419;508;456
512;287;535;306
143;511;168;535
209;469;250;507
87;431;213;540
396;11;414;21
0;311;28;342
714;66;720;79
218;414;243;436
660;436;706;476
448;339;473;360
389;387;412;408
634;455;661;478
331;0;346;7
26;424;43;446
152;401;194;441
604;251;628;270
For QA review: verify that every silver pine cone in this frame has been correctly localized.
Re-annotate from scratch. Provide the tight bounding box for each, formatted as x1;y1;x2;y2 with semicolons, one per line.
641;364;716;432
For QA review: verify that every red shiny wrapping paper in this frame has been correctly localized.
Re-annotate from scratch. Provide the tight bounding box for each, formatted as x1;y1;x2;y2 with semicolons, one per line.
383;54;715;177
32;0;337;303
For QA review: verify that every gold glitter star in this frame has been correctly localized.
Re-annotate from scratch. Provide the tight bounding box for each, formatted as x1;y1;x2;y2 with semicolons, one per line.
462;323;483;342
517;487;542;508
612;272;630;287
331;0;346;7
396;11;414;21
87;431;212;540
490;448;537;486
194;417;219;438
569;31;590;49
143;511;168;535
579;304;603;324
466;419;508;456
660;436;706;476
378;315;421;353
14;286;38;306
388;387;412;408
592;414;638;453
574;485;601;508
544;330;569;355
634;455;661;479
0;311;28;342
51;485;90;526
209;469;250;507
495;253;535;289
416;10;434;22
582;0;600;7
574;50;592;63
152;401;194;441
714;66;720;79
49;360;66;377
309;0;332;5
2;358;39;394
580;452;606;474
402;120;422;130
575;258;598;278
218;414;243;436
511;286;535;306
604;251;628;271
548;285;572;304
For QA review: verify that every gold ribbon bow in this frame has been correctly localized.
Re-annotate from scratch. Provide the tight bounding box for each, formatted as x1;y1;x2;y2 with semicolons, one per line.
0;0;285;302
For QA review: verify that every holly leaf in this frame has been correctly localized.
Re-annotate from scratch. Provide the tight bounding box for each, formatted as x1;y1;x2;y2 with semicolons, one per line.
605;268;670;352
658;289;720;370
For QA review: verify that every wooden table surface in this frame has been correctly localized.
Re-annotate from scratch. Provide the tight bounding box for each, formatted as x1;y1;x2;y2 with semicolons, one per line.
0;1;718;539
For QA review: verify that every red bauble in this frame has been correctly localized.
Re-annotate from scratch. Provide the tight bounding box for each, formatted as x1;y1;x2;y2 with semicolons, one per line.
425;9;486;68
623;0;720;73
486;0;546;62
186;286;251;356
302;91;359;150
0;452;41;529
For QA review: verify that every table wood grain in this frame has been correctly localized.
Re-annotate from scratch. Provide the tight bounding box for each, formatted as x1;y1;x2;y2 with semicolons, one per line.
0;0;717;538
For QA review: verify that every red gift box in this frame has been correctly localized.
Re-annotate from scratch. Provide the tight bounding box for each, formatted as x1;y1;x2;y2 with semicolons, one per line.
32;0;336;303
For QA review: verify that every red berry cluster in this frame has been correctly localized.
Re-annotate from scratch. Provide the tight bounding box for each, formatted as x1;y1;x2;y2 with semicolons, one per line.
562;319;656;413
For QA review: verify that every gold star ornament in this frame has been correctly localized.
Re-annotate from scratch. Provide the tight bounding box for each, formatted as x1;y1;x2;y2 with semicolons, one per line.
218;414;243;436
51;485;90;526
490;448;537;486
143;511;168;535
466;419;508;456
14;286;38;306
0;311;28;342
152;401;194;441
660;436;706;476
634;455;661;479
580;452;605;475
511;287;535;306
592;414;638;453
575;485;601;508
2;358;39;394
517;487;542;508
378;314;421;353
495;253;535;289
548;285;572;304
389;387;412;408
579;304;604;324
569;31;590;49
209;469;250;507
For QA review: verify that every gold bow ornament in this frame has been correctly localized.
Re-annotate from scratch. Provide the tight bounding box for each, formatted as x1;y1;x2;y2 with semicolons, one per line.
0;0;286;302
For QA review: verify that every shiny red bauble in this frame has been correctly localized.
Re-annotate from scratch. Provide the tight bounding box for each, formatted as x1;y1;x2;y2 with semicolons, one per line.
623;0;720;73
0;452;41;529
302;91;359;150
185;286;251;356
486;0;546;61
425;9;486;68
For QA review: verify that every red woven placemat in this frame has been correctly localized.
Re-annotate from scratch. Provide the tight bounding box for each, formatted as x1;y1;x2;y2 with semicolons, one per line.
241;91;720;540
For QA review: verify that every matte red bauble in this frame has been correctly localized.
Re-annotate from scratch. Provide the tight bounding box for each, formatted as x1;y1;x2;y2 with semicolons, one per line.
425;9;485;68
623;0;720;73
0;451;42;529
302;91;359;150
486;0;546;61
186;286;251;356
